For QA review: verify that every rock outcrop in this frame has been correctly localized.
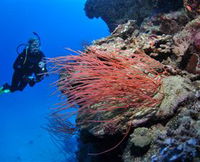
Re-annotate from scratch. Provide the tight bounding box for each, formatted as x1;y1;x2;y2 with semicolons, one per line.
84;0;183;32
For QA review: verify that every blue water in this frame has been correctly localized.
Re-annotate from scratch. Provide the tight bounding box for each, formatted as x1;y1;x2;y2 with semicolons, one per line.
0;0;109;161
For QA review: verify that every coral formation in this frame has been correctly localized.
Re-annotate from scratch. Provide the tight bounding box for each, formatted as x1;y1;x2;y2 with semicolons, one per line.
184;0;200;18
51;47;164;136
48;1;200;161
151;94;200;162
173;16;200;74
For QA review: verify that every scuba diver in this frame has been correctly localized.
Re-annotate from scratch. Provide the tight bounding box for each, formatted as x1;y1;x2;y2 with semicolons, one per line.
0;32;48;94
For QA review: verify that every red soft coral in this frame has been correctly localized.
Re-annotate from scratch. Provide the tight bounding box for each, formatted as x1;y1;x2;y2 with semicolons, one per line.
50;47;164;124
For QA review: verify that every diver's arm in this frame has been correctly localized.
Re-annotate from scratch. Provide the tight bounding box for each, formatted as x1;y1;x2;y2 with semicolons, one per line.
27;62;46;86
39;51;48;73
34;51;48;82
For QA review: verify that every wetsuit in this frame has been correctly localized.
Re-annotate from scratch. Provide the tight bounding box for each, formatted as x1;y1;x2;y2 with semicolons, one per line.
4;48;47;92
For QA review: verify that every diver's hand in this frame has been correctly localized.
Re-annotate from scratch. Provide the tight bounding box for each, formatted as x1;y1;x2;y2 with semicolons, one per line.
25;76;36;87
27;76;36;87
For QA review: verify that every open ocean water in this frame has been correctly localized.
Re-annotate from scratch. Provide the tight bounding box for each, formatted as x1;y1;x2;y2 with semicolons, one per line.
0;0;108;161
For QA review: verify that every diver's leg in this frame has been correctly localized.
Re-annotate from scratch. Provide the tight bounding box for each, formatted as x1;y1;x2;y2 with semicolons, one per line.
10;70;23;92
17;76;28;91
0;71;20;93
0;70;25;94
0;83;11;94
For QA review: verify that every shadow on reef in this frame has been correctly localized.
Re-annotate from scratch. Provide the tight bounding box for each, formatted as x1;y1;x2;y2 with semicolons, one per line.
76;129;129;162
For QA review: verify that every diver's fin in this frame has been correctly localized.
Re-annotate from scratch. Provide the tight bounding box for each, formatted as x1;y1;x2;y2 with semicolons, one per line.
0;86;11;95
3;89;11;93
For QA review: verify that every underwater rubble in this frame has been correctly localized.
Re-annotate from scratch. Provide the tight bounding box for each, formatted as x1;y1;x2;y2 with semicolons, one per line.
49;1;200;162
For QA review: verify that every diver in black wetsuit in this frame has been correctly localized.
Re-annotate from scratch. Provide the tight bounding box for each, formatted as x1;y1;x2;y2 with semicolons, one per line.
0;33;47;94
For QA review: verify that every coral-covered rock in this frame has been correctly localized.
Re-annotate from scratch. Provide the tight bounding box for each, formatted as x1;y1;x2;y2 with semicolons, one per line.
123;127;153;158
152;96;200;162
111;20;138;39
93;11;190;65
184;0;200;18
152;138;200;161
172;16;200;56
173;16;200;74
156;76;195;117
122;91;200;162
141;10;189;35
194;32;200;50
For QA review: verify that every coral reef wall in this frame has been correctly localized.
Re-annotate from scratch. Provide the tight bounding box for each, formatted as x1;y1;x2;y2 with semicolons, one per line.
84;0;183;32
49;1;200;162
78;1;200;161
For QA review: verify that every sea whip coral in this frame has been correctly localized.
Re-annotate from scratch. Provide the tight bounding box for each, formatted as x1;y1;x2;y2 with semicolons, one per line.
50;47;164;127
